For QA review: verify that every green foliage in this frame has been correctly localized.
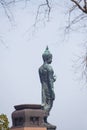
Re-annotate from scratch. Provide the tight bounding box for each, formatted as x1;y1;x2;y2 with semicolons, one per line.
0;114;9;130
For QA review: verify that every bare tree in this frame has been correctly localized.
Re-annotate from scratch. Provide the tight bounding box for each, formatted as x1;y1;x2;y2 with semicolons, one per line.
0;0;87;82
0;0;52;22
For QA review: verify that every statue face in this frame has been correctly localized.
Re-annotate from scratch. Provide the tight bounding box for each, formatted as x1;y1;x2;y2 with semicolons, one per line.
47;56;52;64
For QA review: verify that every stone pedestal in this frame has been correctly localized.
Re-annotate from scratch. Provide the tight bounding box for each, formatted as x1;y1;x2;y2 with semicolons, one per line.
10;104;56;130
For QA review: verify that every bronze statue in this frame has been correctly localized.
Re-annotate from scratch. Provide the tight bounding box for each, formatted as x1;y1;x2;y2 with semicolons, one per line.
39;46;56;123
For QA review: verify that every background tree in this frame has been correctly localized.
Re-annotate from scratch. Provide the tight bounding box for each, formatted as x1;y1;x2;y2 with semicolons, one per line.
66;0;87;82
0;0;87;82
0;114;9;130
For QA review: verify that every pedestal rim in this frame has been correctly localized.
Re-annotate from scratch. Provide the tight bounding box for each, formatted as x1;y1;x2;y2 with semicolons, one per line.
14;104;43;110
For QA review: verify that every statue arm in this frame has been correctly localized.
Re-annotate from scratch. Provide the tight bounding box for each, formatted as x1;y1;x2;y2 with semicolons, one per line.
47;70;54;89
39;68;43;83
47;69;55;100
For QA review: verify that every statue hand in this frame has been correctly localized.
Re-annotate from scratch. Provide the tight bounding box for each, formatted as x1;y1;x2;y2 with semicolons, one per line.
53;75;56;82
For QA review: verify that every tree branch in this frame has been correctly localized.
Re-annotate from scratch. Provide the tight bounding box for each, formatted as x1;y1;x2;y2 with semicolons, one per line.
33;0;51;27
0;0;14;22
46;0;51;14
71;0;87;13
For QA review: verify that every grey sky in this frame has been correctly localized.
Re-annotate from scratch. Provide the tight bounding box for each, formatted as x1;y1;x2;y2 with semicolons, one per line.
0;1;87;130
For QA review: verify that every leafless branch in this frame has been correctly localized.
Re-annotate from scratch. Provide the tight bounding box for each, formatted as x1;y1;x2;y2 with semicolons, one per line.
0;35;8;48
71;0;87;13
72;50;87;84
71;13;87;25
69;0;82;13
66;0;87;32
0;0;14;22
45;0;51;14
34;0;51;27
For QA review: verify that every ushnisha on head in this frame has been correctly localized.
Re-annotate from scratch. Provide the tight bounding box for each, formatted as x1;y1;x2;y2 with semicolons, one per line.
42;46;52;64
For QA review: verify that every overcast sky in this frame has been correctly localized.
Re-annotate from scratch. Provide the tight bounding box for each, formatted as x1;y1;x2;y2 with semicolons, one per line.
0;1;87;130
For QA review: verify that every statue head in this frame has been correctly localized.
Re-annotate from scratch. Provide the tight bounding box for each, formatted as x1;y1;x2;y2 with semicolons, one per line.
42;46;52;64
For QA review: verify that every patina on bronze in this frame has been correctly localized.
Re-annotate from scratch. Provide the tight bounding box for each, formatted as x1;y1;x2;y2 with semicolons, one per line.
39;46;56;123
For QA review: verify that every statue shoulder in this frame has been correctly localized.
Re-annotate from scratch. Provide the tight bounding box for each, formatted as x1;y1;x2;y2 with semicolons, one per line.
44;64;53;72
39;64;53;74
39;63;49;73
